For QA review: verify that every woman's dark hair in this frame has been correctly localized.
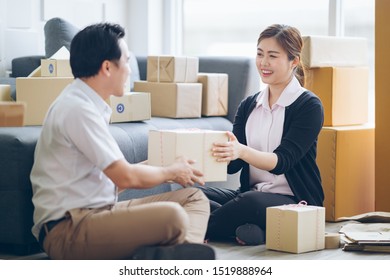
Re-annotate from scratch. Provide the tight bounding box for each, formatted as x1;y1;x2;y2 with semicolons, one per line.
257;24;305;86
70;23;125;78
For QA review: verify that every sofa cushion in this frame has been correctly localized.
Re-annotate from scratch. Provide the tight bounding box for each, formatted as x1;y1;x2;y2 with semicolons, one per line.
43;17;140;88
44;17;79;58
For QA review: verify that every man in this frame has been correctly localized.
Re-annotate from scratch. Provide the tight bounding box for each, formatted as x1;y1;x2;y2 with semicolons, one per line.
30;23;214;260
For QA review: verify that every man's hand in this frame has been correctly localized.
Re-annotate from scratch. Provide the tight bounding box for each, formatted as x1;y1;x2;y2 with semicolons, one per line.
167;156;205;187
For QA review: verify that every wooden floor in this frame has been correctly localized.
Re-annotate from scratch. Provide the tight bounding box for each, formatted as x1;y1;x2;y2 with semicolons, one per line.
2;221;390;260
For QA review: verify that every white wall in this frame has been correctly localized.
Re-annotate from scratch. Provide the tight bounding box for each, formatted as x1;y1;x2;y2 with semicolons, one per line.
0;0;130;76
0;0;181;77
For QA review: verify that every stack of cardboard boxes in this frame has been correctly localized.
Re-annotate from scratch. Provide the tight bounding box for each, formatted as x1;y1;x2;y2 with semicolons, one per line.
16;47;74;126
133;55;228;118
303;36;375;221
134;55;230;182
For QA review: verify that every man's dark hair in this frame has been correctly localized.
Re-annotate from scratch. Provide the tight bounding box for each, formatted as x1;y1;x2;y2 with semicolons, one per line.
70;23;125;78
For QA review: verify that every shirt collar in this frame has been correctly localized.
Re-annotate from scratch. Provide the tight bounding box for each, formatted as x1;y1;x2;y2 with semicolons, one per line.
74;78;112;123
256;76;305;109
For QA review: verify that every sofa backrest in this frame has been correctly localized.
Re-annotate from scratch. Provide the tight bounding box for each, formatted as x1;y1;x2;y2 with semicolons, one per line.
136;55;260;123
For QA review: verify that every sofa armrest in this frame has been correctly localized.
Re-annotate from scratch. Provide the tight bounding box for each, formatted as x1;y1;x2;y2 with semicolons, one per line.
11;55;45;78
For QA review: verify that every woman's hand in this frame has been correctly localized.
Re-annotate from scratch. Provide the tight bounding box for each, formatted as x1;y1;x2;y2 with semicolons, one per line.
212;131;241;163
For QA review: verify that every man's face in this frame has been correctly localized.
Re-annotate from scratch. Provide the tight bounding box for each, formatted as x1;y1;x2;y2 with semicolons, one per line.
111;38;131;97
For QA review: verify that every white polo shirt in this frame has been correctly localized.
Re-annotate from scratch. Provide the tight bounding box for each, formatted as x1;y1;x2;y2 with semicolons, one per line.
245;76;305;195
30;79;124;239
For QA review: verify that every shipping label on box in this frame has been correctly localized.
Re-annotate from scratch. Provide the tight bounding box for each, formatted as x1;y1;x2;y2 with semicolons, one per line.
305;67;369;126
198;73;228;116
0;101;25;127
134;81;202;118
0;84;12;101
41;59;73;77
302;36;368;68
147;56;199;83
148;129;228;182
16;77;73;125
108;92;151;123
316;125;375;221
266;202;325;253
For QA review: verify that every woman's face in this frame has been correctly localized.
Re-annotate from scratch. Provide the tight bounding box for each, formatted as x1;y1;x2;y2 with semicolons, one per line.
256;37;297;88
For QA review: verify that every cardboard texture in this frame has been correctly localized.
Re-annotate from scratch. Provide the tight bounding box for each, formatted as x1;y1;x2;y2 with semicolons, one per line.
302;36;368;68
41;59;73;77
133;81;202;118
197;73;228;116
0;84;12;101
108;92;151;123
316;126;375;222
305;67;369;126
16;77;73;125
148;129;228;182
147;56;199;83
0;101;25;127
266;203;325;254
340;223;390;252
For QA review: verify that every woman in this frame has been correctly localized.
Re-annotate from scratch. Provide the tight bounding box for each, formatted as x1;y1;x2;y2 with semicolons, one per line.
199;24;324;245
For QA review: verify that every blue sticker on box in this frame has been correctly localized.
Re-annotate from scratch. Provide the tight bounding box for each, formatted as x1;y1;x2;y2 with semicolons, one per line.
116;103;125;113
49;63;54;74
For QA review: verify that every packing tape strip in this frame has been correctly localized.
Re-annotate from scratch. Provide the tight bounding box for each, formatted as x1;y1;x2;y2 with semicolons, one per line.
325;232;340;249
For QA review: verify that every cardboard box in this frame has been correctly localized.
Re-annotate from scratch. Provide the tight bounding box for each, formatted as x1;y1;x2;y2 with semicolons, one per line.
266;203;325;253
197;73;228;116
316;125;375;221
0;84;12;101
41;59;73;77
108;92;151;123
0;101;25;127
302;36;368;68
148;129;228;182
305;67;369;126
134;81;202;118
40;45;72;77
147;56;199;83
16;77;73;125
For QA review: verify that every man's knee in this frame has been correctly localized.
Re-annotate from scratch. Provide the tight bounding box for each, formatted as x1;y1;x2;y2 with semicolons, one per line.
161;203;189;240
182;187;208;202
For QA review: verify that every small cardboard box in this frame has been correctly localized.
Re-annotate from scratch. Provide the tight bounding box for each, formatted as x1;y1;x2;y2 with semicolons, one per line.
0;84;12;101
266;203;325;253
108;92;151;123
148;129;228;182
0;101;25;127
41;59;73;77
41;45;73;77
305;67;369;126
134;81;202;118
147;56;199;83
316;125;375;221
302;36;368;68
197;73;228;116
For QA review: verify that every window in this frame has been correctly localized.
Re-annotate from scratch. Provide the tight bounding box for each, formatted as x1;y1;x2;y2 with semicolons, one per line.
182;0;375;122
183;0;329;56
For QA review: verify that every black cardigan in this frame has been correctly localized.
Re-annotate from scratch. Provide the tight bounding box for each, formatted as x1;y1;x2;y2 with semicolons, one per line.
228;90;324;206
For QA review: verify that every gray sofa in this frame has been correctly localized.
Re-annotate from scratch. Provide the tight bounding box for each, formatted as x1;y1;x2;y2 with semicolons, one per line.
0;53;260;254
